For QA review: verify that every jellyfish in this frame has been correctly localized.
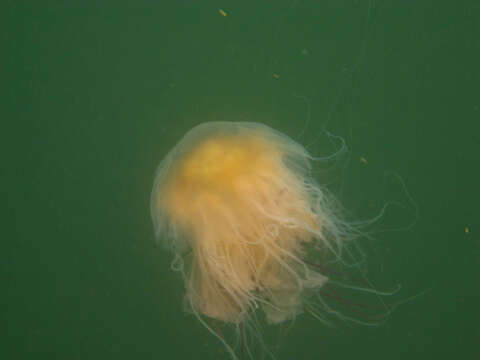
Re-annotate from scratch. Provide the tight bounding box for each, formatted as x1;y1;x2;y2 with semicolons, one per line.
151;121;358;357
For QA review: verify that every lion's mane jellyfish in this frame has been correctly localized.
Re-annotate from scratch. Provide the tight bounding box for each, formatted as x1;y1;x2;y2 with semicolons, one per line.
151;122;358;357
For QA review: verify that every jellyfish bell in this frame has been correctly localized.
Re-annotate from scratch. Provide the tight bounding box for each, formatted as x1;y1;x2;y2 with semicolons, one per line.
151;121;367;357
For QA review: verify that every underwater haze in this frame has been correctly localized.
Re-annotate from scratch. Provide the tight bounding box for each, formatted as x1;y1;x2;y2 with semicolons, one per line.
2;1;479;359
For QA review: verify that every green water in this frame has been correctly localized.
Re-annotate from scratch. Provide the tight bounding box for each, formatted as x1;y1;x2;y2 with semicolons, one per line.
3;1;479;359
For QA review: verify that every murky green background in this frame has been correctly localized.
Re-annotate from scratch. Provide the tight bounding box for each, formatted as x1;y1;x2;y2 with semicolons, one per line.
3;1;479;359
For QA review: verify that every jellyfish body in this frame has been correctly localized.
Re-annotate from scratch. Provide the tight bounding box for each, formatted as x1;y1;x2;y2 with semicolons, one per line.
151;122;346;325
